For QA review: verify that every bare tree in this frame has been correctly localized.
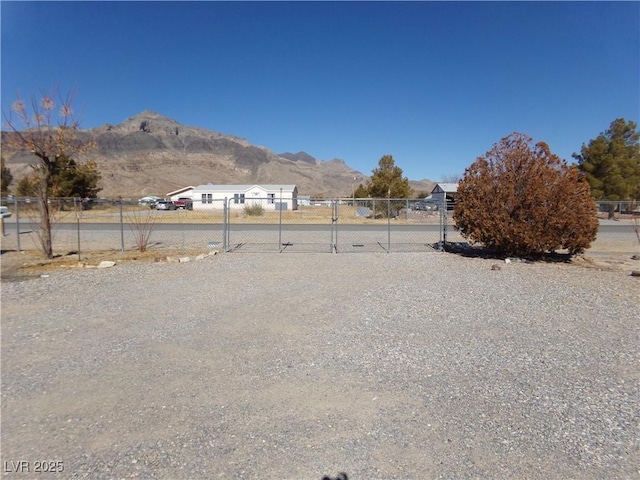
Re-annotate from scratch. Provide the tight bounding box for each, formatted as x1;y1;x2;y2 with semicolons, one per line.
3;89;93;258
441;173;462;183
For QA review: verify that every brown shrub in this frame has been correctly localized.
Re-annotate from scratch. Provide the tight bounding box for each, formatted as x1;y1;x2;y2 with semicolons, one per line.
453;133;599;257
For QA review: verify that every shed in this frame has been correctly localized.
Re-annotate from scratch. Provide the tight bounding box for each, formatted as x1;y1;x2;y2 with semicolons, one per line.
431;183;458;209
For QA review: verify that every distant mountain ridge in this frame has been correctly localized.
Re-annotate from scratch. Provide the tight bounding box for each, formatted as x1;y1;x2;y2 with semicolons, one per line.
278;151;317;165
2;110;435;198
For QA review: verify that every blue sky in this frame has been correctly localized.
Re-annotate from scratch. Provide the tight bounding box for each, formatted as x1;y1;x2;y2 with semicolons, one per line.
2;1;638;182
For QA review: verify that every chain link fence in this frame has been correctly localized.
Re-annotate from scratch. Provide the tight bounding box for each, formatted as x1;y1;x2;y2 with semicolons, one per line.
0;197;226;257
591;201;640;257
1;196;638;258
225;197;445;253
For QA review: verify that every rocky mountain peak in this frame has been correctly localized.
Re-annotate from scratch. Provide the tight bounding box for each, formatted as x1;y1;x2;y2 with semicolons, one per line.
278;151;317;165
119;110;182;136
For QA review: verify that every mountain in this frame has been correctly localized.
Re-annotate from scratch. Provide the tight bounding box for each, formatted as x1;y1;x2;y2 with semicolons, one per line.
2;110;434;198
278;151;317;165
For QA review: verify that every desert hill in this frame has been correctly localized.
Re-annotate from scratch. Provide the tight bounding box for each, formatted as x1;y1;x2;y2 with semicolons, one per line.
2;110;435;198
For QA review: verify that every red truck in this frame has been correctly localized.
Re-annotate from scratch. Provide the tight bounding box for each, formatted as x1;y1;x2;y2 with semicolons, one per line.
173;197;193;210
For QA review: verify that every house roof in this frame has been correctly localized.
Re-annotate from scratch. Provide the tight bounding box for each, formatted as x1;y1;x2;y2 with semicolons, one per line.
191;184;297;193
431;183;459;194
166;186;195;197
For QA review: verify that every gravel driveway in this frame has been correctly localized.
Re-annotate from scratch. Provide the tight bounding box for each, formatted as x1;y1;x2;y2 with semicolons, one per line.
1;252;638;479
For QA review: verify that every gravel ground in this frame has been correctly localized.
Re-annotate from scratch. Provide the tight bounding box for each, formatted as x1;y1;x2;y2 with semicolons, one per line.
1;252;639;479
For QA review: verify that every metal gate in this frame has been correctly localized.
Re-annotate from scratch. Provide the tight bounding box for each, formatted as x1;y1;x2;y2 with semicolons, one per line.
224;198;449;253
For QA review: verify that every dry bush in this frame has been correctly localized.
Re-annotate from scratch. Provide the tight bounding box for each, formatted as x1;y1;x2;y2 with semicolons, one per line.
125;207;159;252
454;133;599;257
243;203;264;216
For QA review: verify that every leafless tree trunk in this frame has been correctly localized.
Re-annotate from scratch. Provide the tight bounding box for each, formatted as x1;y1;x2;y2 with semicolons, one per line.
2;89;93;259
36;170;53;257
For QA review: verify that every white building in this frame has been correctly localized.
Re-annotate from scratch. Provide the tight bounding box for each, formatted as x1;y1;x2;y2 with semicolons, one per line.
431;183;458;209
178;184;298;211
297;195;311;207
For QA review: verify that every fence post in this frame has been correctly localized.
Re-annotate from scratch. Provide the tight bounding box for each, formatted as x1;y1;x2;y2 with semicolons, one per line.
14;197;21;252
119;198;125;252
441;199;447;251
387;192;391;252
75;198;81;261
334;200;339;253
278;188;283;249
223;197;228;252
330;200;335;253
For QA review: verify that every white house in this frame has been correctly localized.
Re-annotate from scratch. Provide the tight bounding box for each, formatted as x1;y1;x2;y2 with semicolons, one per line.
431;183;458;209
189;184;298;211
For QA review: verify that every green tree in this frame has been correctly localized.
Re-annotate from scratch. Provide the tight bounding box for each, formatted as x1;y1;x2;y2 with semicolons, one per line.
16;175;39;197
365;155;413;217
454;133;598;257
16;155;102;200
3;89;94;258
1;157;13;196
367;155;413;199
353;183;368;198
573;118;640;201
50;156;102;198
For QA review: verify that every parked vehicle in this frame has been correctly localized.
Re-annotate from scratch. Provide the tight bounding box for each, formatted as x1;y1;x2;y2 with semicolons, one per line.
173;197;193;210
155;200;177;210
413;201;433;211
79;198;95;210
139;196;162;208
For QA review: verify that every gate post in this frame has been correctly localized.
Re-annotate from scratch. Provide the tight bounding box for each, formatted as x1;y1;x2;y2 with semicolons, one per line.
387;195;391;252
331;199;339;253
15;196;21;252
440;199;447;251
75;198;81;261
223;197;228;252
278;188;283;250
119;198;125;252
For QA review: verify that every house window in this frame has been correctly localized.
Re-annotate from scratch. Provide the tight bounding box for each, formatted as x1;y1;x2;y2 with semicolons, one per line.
202;193;212;204
234;194;245;204
267;193;275;204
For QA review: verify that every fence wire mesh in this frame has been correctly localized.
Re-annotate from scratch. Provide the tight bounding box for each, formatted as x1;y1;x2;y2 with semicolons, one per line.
224;198;444;253
0;197;226;257
1;197;638;258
